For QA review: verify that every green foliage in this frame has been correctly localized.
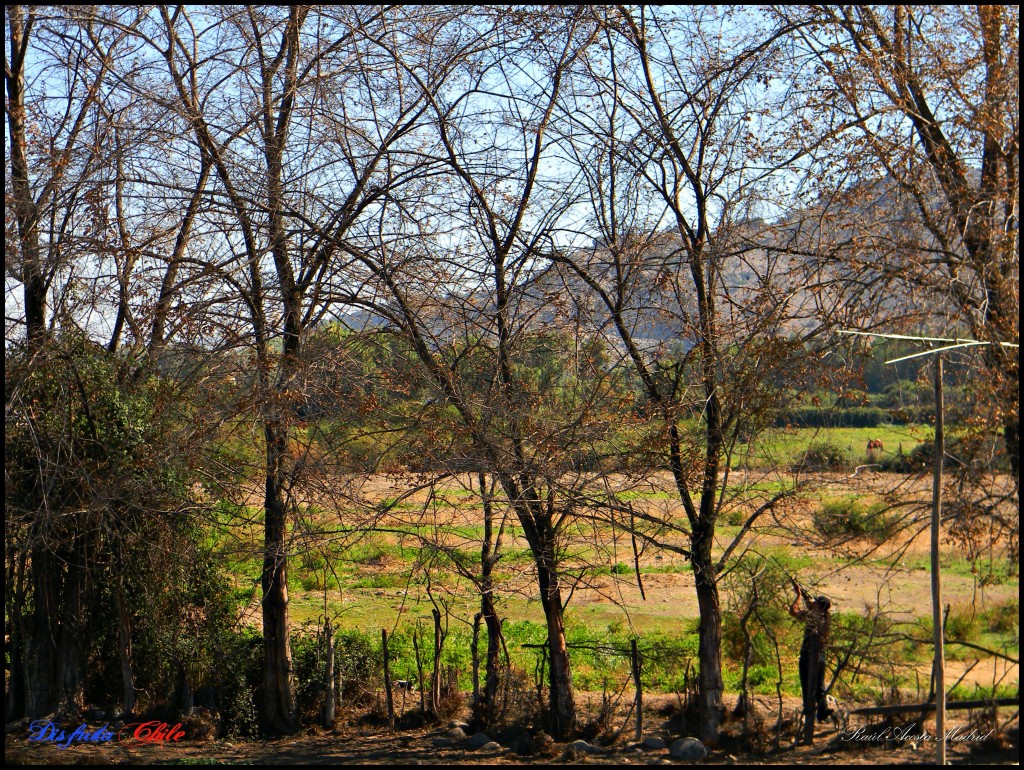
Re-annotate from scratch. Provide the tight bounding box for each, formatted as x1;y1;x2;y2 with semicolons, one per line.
791;440;848;471
336;629;385;700
216;627;263;739
640;629;700;691
6;333;239;717
291;623;340;722
914;604;982;643
812;499;898;542
777;406;890;429
722;555;797;671
982;599;1019;634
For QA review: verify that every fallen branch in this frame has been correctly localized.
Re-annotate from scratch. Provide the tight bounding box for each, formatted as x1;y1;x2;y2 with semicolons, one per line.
850;696;1018;717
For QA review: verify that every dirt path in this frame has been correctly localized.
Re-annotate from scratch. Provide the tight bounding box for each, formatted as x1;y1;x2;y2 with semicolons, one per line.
7;696;1018;766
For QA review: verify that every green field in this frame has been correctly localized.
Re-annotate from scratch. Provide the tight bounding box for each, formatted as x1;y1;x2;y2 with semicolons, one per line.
730;425;932;469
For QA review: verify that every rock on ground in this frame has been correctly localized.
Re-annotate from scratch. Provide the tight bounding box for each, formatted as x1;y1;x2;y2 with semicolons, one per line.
669;737;707;760
465;732;492;749
568;739;608;755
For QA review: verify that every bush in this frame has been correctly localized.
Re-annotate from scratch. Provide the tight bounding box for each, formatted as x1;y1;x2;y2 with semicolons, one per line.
878;442;935;472
776;407;888;428
216;627;263;738
915;604;981;645
5;334;239;720
486;665;543;743
813;499;898;542
879;438;976;473
291;624;336;723
792;441;848;472
983;599;1019;634
336;629;384;704
434;666;465;721
944;606;981;642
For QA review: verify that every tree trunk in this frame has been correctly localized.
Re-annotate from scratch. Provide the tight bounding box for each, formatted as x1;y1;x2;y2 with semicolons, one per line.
536;555;575;740
482;594;503;727
631;638;643;741
995;353;1019;484
431;608;442;717
471;614;481;710
476;471;504;729
55;536;86;718
6;5;46;345
692;523;724;744
413;624;425;715
382;628;395;730
176;657;193;716
116;585;136;717
261;420;296;732
25;547;57;717
5;547;28;719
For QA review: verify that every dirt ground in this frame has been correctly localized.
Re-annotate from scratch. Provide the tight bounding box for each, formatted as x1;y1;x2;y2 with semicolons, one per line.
6;694;1019;765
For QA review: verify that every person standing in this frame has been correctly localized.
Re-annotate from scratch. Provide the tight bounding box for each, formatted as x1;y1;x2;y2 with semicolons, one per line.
789;582;832;744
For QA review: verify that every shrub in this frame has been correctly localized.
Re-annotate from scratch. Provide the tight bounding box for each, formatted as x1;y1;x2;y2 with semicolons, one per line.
716;507;747;527
983;599;1019;634
792;441;848;472
336;629;384;704
291;624;337;723
776;407;888;428
879;442;933;472
813;499;898;542
6;334;236;719
487;665;542;738
434;666;465;722
215;626;263;738
879;439;971;473
944;605;981;642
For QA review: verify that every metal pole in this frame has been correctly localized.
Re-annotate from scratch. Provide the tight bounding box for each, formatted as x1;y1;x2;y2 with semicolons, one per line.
931;356;945;765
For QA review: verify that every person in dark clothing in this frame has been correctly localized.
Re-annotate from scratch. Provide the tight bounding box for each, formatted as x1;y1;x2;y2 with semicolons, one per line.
789;582;833;742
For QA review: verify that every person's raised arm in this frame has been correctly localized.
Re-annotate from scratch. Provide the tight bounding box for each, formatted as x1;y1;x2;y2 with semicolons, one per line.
789;579;808;620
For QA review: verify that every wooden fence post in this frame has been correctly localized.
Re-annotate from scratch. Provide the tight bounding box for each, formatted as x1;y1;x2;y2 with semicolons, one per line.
471;613;482;711
631;639;643;741
431;607;443;717
931;355;946;765
413;623;425;716
382;628;395;730
322;617;335;728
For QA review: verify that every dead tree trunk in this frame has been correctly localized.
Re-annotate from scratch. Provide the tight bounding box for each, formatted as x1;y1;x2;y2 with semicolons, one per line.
431;608;443;718
631;639;643;741
414;623;425;716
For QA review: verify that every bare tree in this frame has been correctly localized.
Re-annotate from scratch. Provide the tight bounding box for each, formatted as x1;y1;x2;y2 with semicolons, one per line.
4;5;160;718
548;6;819;742
132;4;461;731
310;7;608;738
782;5;1019;482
